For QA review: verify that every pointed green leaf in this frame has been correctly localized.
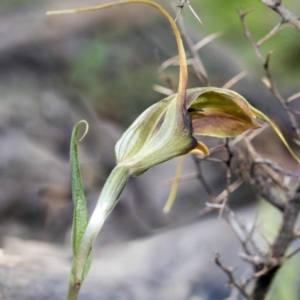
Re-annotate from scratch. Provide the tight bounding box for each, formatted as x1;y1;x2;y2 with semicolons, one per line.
70;120;92;282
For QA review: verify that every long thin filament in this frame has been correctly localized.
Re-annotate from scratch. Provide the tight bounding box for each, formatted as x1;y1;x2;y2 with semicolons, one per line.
163;155;186;213
252;106;300;164
47;0;188;108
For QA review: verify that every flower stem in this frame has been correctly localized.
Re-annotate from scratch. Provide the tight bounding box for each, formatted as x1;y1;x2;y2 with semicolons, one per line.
66;282;80;300
73;164;130;282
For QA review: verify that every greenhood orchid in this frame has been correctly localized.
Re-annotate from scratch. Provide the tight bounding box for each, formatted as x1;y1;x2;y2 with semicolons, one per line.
115;86;262;176
48;1;300;299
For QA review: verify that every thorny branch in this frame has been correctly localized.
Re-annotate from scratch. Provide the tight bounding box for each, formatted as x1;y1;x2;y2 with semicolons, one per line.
193;129;300;299
168;2;300;299
238;9;300;140
207;157;300;300
177;14;209;85
175;0;202;24
252;189;300;300
260;0;300;30
250;156;300;212
215;253;251;300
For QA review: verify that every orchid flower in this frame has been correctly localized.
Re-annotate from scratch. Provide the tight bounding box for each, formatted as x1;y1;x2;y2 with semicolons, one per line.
47;1;300;299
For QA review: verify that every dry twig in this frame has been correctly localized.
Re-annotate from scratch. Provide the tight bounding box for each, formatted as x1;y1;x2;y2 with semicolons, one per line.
251;187;300;299
215;253;251;299
260;0;300;30
238;9;300;140
165;3;300;299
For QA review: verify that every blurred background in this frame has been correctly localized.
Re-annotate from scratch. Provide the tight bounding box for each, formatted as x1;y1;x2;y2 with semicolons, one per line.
0;0;300;299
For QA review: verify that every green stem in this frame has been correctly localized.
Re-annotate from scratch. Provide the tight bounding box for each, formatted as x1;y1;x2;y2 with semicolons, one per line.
74;164;130;282
66;282;81;300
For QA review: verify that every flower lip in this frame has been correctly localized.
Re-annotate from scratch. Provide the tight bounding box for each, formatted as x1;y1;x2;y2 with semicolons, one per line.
183;88;261;137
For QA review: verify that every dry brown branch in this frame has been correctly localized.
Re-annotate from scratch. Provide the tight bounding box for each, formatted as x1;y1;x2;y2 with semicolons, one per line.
252;171;286;212
214;179;243;203
161;9;222;85
193;32;223;51
256;22;287;47
152;84;174;95
177;14;209;85
192;156;217;203
253;159;299;179
230;123;269;147
222;71;248;89
175;0;202;24
244;138;291;211
215;253;251;299
260;0;300;30
217;139;235;215
238;9;264;63
224;207;265;258
251;187;300;299
166;4;300;299
287;92;300;103
163;171;198;184
284;246;300;260
208;134;299;299
238;9;300;140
